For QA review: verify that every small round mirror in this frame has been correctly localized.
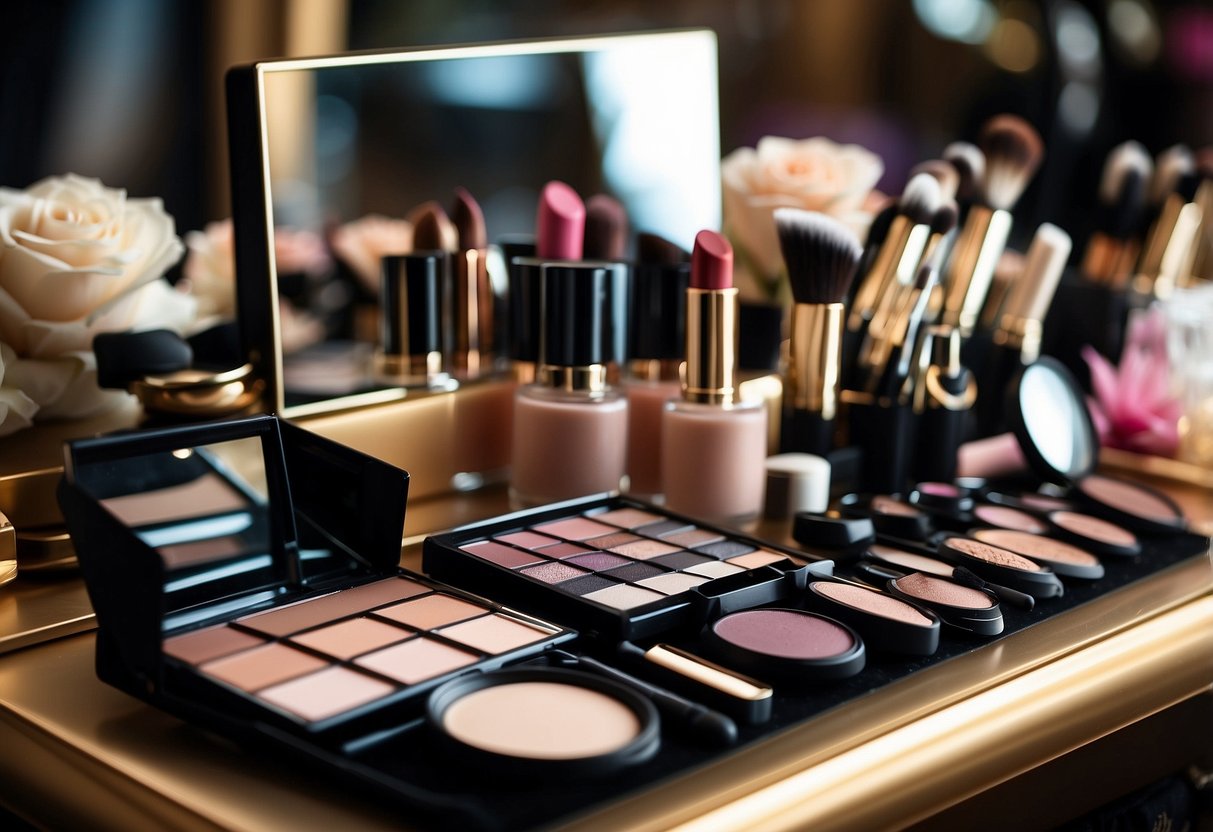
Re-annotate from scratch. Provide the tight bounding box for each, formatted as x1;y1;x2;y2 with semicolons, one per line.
1012;357;1097;482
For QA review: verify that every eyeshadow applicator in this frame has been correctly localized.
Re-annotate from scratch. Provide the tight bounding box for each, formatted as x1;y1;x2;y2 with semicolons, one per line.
775;209;863;456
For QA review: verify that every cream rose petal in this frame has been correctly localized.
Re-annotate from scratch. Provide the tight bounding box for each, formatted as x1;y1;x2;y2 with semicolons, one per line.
35;352;132;420
0;388;38;437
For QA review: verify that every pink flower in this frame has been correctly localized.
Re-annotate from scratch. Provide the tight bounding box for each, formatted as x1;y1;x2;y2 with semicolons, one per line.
1083;309;1181;456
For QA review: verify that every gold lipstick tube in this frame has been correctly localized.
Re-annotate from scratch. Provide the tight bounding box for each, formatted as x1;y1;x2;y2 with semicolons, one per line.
683;286;739;405
940;206;1013;336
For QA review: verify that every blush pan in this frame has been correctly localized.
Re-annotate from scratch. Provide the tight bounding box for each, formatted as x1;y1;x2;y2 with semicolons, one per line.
707;608;864;681
355;637;478;684
972;504;1049;534
289;617;410;660
200;643;329;692
164;624;265;665
938;537;1064;599
804;580;940;656
886;572;1003;636
972;529;1104;580
1048;510;1141;558
1075;474;1185;534
378;594;488;630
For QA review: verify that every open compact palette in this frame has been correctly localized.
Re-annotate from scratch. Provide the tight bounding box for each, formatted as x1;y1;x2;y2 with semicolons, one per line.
59;415;1210;831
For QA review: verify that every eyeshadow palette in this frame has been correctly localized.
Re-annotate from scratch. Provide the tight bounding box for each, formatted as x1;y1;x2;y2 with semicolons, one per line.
424;498;831;639
163;576;570;727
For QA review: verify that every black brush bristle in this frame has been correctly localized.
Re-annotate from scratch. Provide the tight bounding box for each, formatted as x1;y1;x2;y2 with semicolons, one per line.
909;159;960;202
980;115;1044;211
899;173;944;225
930;201;959;237
636;232;689;265
774;208;862;304
944;142;985;204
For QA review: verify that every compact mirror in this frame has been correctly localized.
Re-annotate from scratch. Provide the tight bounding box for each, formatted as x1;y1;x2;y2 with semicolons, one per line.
229;30;721;414
1012;357;1097;483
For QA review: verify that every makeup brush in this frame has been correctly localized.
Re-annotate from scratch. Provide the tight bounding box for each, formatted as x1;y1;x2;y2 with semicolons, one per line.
943;141;986;214
852;197;899;294
941;115;1044;337
408;201;459;252
848;173;942;333
584;194;629;261
1081;142;1151;288
976;223;1072;434
1135;145;1202;299
909;159;960;203
1191;147;1213;281
449;187;493;376
776;208;862;455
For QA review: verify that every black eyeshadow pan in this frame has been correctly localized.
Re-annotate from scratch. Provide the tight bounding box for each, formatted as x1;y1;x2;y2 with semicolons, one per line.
602;562;666;583
694;540;757;559
651;551;714;571
559;575;619;596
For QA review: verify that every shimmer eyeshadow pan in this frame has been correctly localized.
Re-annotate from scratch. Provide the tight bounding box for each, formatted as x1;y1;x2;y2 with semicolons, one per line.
568;552;632;572
1077;474;1182;525
520;561;590;585
611;540;682;560
584;532;644;550
560;575;619;596
536;542;595;559
602;562;666;583
887;572;1003;637
1048;510;1141;557
651;551;714;571
694;540;755;559
939;537;1063;598
634;519;694;538
805;580;940;656
972;529;1104;580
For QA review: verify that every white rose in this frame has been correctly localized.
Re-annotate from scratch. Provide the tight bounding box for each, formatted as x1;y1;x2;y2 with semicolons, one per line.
722;137;884;293
331;214;413;294
0;173;191;436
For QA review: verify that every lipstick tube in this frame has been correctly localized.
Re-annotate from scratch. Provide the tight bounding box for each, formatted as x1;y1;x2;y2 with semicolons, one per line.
662;232;767;522
940;206;1013;336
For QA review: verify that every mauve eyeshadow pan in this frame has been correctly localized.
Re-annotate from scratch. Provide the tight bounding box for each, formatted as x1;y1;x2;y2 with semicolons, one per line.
536;542;594;559
694;540;755;559
713;609;854;660
532;517;617;540
602;562;666;583
651;551;713;571
163;625;265;665
568;552;631;572
495;531;560;550
560;575;619;596
635;519;695;538
461;541;545;569
520;561;589;585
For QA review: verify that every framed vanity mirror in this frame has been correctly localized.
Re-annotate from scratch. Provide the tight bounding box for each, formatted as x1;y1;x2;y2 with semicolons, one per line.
228;29;721;416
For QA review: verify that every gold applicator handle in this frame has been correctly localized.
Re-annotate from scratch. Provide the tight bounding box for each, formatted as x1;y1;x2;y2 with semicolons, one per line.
849;217;928;331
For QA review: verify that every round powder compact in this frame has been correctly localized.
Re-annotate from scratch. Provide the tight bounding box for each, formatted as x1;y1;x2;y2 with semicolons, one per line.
707;608;865;682
939;536;1063;599
866;496;933;540
427;668;659;778
1048;510;1141;558
972;529;1104;581
805;580;940;656
910;482;974;516
972;504;1049;534
886;572;1003;637
1075;474;1186;535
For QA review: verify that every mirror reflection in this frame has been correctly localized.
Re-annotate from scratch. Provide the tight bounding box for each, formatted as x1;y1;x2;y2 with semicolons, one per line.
1019;361;1095;478
255;32;721;409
